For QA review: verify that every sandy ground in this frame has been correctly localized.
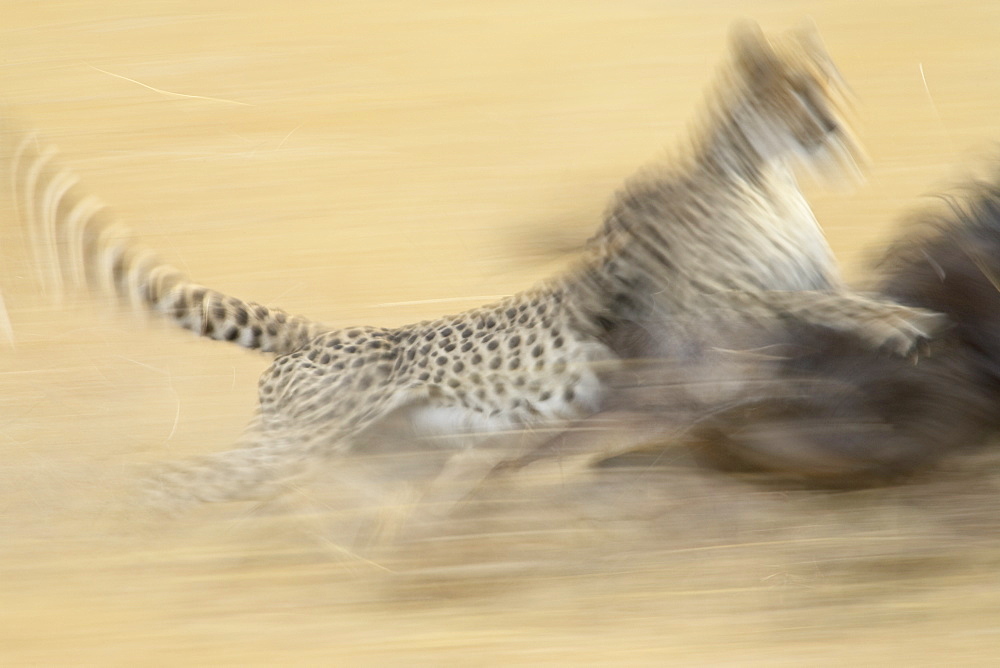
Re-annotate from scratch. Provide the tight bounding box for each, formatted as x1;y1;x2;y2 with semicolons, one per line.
4;1;1000;664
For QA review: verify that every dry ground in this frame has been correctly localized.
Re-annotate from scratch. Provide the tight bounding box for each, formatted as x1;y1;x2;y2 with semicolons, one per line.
3;2;1000;664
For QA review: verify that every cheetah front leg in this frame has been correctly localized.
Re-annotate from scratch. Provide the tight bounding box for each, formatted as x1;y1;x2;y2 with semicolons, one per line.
411;417;574;513
724;289;949;357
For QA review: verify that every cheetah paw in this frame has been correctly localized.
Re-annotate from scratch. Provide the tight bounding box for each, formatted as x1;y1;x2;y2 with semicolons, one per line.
863;307;950;359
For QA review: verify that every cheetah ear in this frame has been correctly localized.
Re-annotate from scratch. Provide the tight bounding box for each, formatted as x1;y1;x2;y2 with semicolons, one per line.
792;17;829;59
729;20;778;86
793;18;843;81
793;18;821;48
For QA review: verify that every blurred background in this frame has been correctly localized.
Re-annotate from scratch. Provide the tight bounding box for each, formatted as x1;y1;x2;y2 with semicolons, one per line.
3;1;1000;664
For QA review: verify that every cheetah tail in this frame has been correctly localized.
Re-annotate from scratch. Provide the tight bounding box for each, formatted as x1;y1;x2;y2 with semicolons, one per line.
5;125;326;356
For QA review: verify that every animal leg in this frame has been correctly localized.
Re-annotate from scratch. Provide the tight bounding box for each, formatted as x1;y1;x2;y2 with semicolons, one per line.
725;289;948;357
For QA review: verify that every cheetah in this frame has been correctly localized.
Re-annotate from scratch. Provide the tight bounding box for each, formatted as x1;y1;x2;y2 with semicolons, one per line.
668;164;1000;485
4;21;944;513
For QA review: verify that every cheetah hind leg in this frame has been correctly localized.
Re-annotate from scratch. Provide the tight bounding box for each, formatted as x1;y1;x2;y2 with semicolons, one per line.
141;428;321;517
139;375;428;516
139;410;516;537
726;289;949;358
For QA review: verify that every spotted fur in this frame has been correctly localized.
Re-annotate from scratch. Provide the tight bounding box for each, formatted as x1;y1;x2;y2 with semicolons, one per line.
5;21;944;511
7;133;323;356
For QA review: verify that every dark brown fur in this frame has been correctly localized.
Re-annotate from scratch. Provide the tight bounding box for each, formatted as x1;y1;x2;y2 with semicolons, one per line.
604;168;1000;485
